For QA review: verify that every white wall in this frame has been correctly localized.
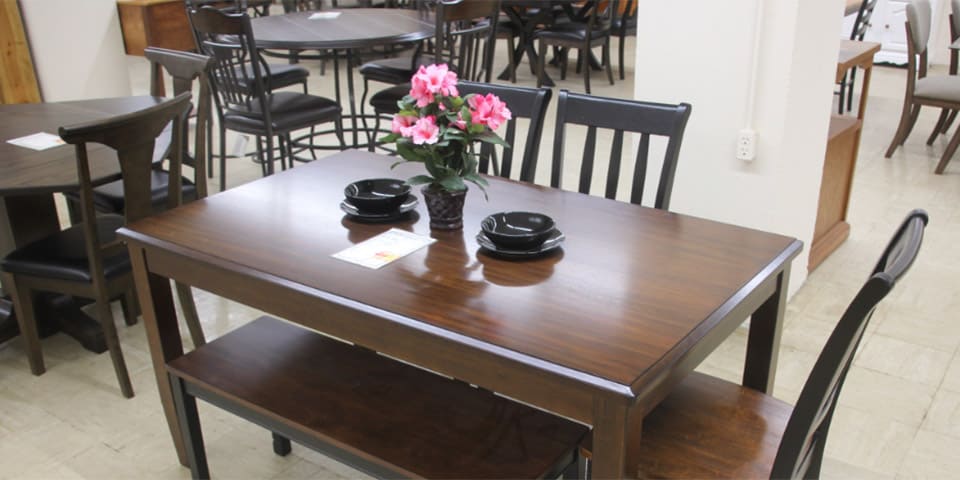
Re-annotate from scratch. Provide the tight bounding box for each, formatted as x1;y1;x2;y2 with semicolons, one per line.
634;0;845;295
19;0;131;101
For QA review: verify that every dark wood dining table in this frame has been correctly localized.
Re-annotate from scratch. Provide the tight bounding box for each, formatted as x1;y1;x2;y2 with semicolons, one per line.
120;149;801;478
0;96;166;350
250;9;435;147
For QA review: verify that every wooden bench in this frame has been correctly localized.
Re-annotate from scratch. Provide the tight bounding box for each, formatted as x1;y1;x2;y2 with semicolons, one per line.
167;316;588;479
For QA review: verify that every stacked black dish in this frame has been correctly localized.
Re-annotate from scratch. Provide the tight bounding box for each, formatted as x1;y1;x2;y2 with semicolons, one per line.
477;211;565;258
341;178;418;222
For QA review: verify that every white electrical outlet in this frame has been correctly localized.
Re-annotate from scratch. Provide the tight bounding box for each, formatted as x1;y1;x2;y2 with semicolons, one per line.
737;129;757;162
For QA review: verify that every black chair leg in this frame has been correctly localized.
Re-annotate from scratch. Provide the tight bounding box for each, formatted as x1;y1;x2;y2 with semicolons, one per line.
618;35;626;80
846;66;858;113
170;374;210;480
272;433;292;456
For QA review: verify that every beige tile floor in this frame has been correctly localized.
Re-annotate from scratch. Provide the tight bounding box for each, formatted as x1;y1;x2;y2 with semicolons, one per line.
2;26;960;479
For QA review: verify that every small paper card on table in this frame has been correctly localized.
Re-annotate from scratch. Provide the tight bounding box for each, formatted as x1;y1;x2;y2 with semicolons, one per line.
309;12;341;19
7;132;66;151
332;228;435;269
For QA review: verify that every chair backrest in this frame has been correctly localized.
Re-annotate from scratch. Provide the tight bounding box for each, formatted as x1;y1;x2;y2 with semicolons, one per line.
550;90;691;210
145;46;214;199
905;0;933;88
187;6;272;125
849;0;878;40
58;94;192;276
770;209;929;480
952;0;960;39
281;0;322;12
457;81;551;182
432;0;500;82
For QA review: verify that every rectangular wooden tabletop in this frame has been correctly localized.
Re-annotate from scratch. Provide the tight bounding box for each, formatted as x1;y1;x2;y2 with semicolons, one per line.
120;150;802;478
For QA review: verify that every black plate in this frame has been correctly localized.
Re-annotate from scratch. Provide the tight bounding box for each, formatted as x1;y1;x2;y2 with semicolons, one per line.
341;195;418;223
476;229;565;258
480;211;556;249
344;178;411;213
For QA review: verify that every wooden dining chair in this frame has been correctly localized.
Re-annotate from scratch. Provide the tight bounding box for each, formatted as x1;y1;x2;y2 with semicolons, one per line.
535;0;615;94
187;6;345;189
367;0;501;146
550;90;691;210
68;47;213;218
578;209;929;479
457;81;552;182
612;0;636;80
837;0;878;114
0;94;195;399
884;0;960;174
928;0;960;141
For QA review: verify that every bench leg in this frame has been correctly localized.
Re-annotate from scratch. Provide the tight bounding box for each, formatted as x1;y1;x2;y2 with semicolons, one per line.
272;432;292;456
170;374;210;480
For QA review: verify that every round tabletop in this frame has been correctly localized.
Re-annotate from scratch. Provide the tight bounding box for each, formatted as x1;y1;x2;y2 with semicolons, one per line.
251;8;435;50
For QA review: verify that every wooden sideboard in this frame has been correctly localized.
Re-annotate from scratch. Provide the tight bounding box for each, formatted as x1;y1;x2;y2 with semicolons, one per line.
116;0;196;56
809;40;881;272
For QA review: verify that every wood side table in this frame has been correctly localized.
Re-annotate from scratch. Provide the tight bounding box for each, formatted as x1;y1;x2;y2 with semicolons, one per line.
809;40;881;271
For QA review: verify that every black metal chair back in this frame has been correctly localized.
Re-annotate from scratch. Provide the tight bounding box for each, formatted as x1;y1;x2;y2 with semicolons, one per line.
850;0;879;40
550;90;691;210
771;209;928;479
187;7;272;126
457;81;551;182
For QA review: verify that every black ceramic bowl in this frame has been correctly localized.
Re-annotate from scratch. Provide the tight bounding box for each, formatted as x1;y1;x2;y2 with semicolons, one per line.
344;178;411;213
480;211;556;249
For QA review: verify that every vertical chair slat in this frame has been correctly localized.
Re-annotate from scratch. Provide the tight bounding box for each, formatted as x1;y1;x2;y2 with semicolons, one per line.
605;129;624;200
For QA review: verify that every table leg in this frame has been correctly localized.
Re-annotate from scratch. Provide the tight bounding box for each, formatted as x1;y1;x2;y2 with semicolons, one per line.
591;397;631;479
743;264;790;393
346;49;360;149
129;244;188;467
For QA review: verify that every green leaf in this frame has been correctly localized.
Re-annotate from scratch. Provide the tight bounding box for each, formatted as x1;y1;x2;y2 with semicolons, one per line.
406;175;434;186
476;131;511;147
438;175;467;191
379;132;401;143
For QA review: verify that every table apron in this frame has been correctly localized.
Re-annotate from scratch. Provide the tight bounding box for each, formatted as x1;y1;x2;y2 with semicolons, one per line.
137;241;632;424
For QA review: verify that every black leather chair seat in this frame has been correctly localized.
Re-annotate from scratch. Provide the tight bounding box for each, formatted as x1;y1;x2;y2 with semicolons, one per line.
93;171;198;213
1;215;130;283
235;63;310;91
370;84;410;114
359;56;424;85
223;91;341;134
534;22;610;42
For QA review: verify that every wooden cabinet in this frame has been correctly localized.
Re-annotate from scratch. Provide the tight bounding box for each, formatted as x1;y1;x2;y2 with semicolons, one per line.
842;0;940;65
116;0;196;56
809;40;881;272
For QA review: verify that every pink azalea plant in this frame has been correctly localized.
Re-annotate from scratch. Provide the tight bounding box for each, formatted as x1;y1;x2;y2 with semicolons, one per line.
381;63;512;195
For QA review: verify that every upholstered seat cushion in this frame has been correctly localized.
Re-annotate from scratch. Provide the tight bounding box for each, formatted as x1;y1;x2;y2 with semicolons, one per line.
914;75;960;103
359;56;424;85
534;22;610;42
1;215;130;283
369;84;410;114
91;171;197;213
223;91;341;134
235;63;310;91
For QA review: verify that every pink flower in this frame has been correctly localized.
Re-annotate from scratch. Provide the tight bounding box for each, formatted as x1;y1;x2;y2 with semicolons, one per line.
391;114;418;136
409;64;458;107
453;111;468;130
468;93;512;131
410;115;440;145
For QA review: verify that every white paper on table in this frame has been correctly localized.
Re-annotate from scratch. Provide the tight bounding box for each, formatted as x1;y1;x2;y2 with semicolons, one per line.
309;12;341;19
332;228;435;269
6;132;66;151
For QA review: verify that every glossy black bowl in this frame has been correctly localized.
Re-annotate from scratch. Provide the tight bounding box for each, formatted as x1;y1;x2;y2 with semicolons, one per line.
480;211;556;249
344;178;411;213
